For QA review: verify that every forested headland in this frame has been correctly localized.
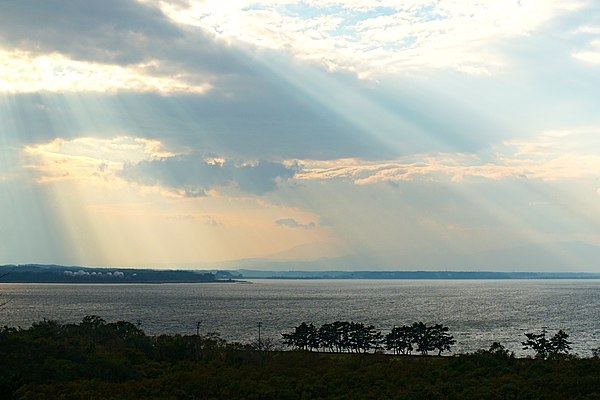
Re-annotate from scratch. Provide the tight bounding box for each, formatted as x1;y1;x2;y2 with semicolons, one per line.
2;316;600;399
0;265;235;283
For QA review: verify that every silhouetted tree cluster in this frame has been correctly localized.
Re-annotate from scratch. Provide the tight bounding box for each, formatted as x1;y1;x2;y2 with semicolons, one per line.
282;321;383;353
386;322;456;356
522;329;572;359
282;321;454;355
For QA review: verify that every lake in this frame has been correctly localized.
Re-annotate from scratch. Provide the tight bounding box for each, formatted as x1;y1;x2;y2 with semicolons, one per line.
2;279;600;356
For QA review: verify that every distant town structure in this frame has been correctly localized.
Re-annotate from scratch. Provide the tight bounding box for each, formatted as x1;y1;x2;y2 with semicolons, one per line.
64;270;124;278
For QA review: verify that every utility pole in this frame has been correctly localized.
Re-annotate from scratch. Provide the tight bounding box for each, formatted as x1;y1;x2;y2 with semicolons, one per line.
258;321;263;351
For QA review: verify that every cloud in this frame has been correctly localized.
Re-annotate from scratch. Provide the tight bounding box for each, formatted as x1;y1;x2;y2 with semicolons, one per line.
573;39;600;65
165;214;196;221
121;154;296;196
24;136;296;195
6;2;600;189
166;213;223;227
201;215;223;227
0;50;212;94
0;0;180;63
295;127;600;185
23;136;170;184
0;0;579;98
164;0;581;77
570;5;600;67
25;125;600;194
0;0;250;93
275;218;317;229
5;0;594;163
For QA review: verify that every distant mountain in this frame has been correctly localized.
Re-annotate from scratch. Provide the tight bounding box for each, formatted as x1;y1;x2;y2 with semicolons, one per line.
101;241;600;272
259;241;346;262
210;241;600;273
211;254;376;271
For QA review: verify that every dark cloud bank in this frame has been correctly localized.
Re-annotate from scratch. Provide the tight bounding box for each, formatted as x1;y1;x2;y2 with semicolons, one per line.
0;0;423;161
120;154;295;196
0;0;551;162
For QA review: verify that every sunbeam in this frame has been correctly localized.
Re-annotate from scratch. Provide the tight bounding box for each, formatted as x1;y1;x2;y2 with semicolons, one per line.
1;0;600;271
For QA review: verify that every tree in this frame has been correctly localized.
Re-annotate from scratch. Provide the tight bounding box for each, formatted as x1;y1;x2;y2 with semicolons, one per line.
252;336;278;351
385;323;455;356
347;323;382;353
306;323;320;351
366;325;384;353
550;330;572;355
281;324;300;350
488;342;513;358
411;322;436;355
522;331;551;359
523;329;571;359
430;324;456;356
29;318;64;338
334;321;351;352
318;323;338;352
81;315;107;330
281;322;319;351
108;320;145;343
386;325;414;355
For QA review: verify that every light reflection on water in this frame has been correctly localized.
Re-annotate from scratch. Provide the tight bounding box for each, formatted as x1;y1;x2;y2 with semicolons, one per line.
1;279;600;356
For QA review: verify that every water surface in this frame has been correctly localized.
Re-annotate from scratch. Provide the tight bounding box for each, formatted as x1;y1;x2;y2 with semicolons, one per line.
1;279;599;355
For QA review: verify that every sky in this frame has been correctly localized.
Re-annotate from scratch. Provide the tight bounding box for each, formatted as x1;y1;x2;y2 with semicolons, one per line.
1;0;600;271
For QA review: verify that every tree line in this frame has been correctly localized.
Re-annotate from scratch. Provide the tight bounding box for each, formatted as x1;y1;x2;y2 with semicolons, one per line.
281;321;456;356
1;313;576;360
282;321;578;359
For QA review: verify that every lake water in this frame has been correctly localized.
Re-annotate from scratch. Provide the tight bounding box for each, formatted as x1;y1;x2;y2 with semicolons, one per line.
1;279;600;356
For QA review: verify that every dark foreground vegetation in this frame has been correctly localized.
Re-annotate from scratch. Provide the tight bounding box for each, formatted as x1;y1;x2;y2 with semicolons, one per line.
2;317;600;399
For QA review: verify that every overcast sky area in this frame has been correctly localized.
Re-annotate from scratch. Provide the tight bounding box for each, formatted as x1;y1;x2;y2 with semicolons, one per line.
2;0;600;271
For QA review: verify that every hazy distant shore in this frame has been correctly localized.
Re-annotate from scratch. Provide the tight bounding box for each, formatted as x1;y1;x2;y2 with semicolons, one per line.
2;264;600;283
